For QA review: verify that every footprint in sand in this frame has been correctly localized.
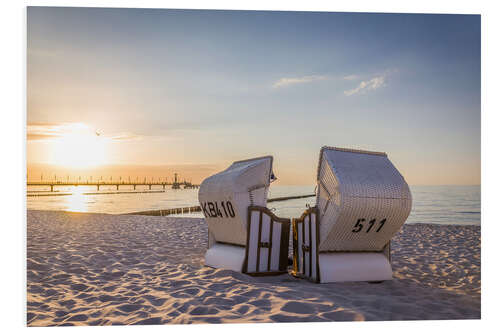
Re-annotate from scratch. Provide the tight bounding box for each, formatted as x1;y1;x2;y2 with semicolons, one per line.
132;317;163;325
269;314;304;322
116;304;143;313
58;299;76;309
143;296;167;307
189;306;220;315
249;299;271;308
281;301;315;314
235;304;251;315
66;314;88;322
320;310;363;321
55;310;69;317
98;294;116;303
27;312;36;323
70;283;90;292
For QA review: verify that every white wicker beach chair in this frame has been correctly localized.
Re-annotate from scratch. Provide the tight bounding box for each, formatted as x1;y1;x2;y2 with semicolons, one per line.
292;146;412;283
198;156;290;275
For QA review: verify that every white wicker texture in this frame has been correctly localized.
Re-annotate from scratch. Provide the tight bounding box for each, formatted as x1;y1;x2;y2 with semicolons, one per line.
198;156;273;246
316;146;412;252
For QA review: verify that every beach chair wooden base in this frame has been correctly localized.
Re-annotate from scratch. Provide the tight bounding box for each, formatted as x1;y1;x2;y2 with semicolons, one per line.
205;206;291;276
292;207;393;283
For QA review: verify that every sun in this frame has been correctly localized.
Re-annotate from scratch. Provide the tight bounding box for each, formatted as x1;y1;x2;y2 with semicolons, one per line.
50;123;109;168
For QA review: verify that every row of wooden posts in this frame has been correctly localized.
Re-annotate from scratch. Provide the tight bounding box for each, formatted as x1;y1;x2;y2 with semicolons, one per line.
127;194;316;217
127;205;202;217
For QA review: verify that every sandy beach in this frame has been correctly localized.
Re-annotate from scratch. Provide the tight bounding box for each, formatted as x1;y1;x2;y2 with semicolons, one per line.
27;210;480;326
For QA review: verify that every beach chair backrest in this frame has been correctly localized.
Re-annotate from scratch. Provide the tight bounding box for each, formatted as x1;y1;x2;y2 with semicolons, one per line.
198;156;273;246
316;146;412;252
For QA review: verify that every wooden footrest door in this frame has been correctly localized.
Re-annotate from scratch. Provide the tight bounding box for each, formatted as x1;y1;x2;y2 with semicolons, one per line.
292;207;320;282
243;206;290;275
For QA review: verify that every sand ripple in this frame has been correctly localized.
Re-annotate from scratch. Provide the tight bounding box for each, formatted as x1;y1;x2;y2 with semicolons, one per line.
27;210;480;326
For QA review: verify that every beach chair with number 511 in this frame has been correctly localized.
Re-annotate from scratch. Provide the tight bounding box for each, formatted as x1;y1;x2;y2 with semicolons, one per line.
198;156;290;276
292;146;412;283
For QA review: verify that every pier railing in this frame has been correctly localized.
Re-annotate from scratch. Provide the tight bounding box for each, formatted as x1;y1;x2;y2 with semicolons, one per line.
26;180;199;191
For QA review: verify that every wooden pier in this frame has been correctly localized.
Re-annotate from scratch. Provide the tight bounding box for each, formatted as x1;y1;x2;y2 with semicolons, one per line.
27;172;200;192
27;180;199;192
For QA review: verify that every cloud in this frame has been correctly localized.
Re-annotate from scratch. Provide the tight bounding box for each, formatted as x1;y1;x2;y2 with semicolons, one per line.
343;74;359;81
106;133;143;141
272;75;327;88
344;75;386;96
27;122;142;142
27;122;68;141
27;133;62;141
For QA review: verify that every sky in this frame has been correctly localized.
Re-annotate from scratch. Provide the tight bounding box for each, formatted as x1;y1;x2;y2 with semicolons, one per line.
27;7;481;185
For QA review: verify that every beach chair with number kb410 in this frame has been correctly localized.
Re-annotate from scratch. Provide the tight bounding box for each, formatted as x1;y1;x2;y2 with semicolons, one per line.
198;156;290;276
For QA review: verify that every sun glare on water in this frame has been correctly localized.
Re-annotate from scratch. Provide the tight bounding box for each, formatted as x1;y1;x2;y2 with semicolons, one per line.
66;185;88;212
50;123;109;168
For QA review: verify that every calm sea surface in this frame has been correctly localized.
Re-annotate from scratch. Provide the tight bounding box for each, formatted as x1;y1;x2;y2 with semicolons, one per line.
27;185;480;225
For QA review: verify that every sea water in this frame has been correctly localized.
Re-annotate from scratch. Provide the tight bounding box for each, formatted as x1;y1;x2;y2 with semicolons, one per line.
26;185;480;225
